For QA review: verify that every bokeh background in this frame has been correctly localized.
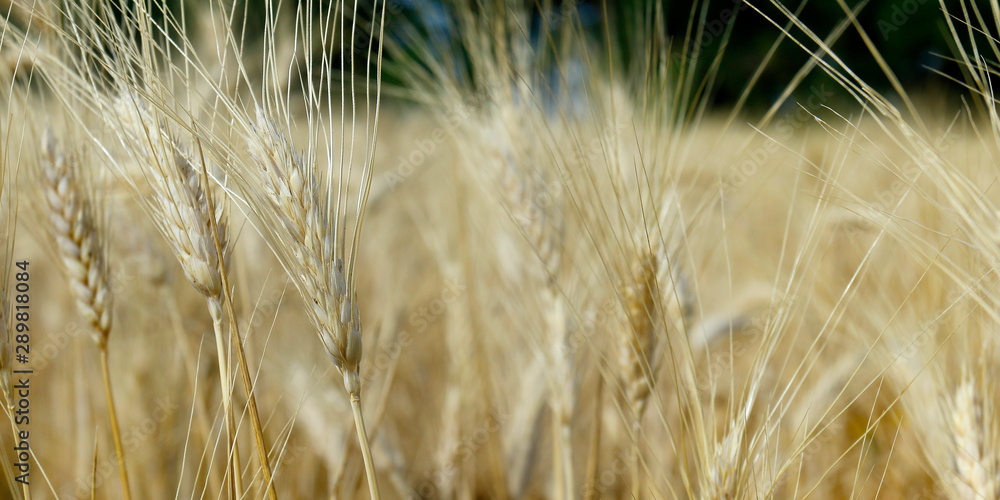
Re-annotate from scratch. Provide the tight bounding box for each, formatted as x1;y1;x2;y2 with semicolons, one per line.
35;0;969;112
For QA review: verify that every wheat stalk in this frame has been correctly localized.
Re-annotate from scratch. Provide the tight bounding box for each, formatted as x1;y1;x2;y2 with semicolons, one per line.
479;109;577;499
534;208;574;500
110;96;255;496
63;0;388;493
112;96;283;499
502;156;576;499
40;130;130;500
583;373;603;500
246;107;379;498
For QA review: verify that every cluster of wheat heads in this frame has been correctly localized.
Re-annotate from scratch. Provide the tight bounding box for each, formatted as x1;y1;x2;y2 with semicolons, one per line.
3;0;387;497
1;0;1000;498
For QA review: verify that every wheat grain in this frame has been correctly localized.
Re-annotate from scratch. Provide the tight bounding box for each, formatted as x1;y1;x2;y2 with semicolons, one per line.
41;132;111;346
113;96;227;299
247;109;362;386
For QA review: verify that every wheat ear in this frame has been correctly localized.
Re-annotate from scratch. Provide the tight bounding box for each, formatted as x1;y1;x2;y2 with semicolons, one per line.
112;97;251;495
496;134;575;500
170;144;247;498
187;138;281;500
116;99;283;499
947;379;998;499
115;99;280;499
41;131;130;500
195;144;282;500
247;109;379;498
701;398;757;500
620;245;660;499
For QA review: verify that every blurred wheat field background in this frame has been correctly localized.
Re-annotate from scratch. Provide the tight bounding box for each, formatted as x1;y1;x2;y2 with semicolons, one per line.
0;0;999;499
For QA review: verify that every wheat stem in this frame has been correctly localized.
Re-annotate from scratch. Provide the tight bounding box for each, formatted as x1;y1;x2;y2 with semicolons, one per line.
99;346;131;500
350;392;381;500
194;137;279;500
216;283;278;499
631;418;643;499
228;320;276;499
583;375;603;500
552;412;565;500
209;299;242;497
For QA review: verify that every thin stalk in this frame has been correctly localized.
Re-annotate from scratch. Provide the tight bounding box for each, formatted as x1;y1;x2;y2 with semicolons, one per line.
548;294;572;500
227;321;277;499
350;392;381;500
554;400;574;500
631;418;642;500
583;375;603;500
196;143;279;500
561;418;574;500
553;411;565;500
99;346;131;500
209;301;243;497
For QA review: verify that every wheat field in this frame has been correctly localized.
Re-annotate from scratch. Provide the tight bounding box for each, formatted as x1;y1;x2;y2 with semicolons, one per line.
0;0;998;499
